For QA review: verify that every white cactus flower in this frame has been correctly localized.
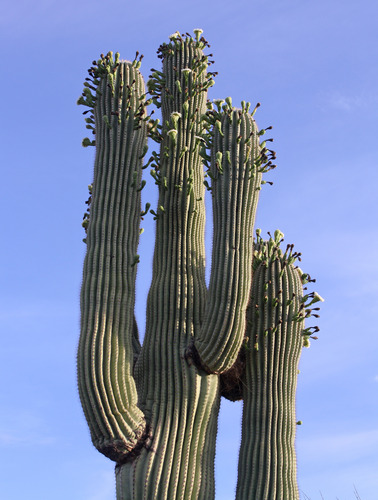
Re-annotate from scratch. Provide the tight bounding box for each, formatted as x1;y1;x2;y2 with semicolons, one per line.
167;129;178;141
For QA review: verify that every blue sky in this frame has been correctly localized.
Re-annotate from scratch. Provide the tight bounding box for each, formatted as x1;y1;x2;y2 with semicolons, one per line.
1;0;377;499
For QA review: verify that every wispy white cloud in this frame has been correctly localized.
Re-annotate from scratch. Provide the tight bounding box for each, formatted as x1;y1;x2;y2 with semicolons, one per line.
0;0;86;34
304;226;378;295
0;300;73;321
298;428;378;464
299;458;378;500
0;431;55;446
320;90;378;112
327;93;364;111
86;470;115;500
0;409;56;448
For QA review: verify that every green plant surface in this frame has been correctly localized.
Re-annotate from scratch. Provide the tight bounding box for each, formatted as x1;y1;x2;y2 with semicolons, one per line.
77;53;148;461
236;231;322;500
77;30;321;500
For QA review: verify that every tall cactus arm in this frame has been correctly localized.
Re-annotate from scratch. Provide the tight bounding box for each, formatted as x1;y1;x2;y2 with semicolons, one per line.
236;231;322;500
77;53;148;462
188;102;276;373
115;31;220;500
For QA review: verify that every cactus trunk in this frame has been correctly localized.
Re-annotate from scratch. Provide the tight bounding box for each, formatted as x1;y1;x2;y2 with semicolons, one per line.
115;38;220;499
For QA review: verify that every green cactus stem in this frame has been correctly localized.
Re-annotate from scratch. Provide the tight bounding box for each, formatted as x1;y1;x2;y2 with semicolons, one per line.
77;53;148;462
187;103;275;374
236;231;320;500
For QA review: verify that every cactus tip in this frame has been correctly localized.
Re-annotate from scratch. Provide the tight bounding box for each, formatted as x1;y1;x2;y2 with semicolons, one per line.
274;229;284;244
167;129;178;141
313;292;325;303
193;28;204;42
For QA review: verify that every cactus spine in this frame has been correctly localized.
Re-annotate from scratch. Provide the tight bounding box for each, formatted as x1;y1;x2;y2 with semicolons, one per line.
77;30;321;500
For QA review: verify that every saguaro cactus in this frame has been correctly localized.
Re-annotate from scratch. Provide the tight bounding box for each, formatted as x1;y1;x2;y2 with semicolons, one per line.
77;30;321;500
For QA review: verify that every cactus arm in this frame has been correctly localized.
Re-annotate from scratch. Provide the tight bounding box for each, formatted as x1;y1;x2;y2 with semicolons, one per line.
116;32;220;500
236;233;320;499
77;54;147;462
189;105;275;373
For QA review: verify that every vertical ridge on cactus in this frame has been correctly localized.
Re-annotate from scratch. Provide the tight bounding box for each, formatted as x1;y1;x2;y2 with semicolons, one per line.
77;30;322;500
